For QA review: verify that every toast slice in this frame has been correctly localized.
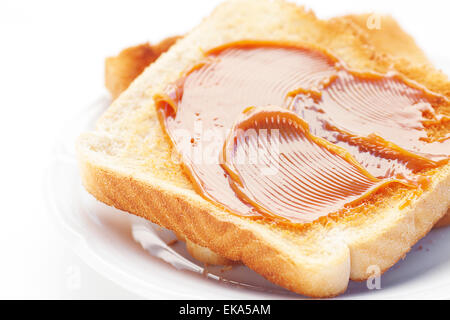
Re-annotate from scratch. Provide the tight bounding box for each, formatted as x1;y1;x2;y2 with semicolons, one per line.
103;14;450;267
105;36;181;99
77;0;450;297
103;13;450;230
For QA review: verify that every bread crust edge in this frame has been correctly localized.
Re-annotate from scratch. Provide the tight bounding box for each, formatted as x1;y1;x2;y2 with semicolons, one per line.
77;153;351;298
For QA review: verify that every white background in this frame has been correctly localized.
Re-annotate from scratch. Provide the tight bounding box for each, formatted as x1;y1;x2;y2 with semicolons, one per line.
0;0;449;299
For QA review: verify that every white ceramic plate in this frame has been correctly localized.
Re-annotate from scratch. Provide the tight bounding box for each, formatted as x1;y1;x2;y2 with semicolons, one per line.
45;96;450;299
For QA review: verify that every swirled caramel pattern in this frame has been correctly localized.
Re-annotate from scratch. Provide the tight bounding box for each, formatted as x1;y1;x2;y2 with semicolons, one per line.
155;41;449;224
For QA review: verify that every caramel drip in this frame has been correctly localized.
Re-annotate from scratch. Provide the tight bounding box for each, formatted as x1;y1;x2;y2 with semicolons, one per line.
155;41;449;225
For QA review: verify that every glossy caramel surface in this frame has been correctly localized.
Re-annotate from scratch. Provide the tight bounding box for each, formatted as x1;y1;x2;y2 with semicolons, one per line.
155;41;449;224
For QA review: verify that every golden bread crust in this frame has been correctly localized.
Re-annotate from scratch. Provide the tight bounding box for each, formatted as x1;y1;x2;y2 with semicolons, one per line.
105;36;180;99
78;158;351;297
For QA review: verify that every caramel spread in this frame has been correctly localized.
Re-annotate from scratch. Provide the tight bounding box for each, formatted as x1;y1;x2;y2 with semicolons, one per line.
155;41;450;224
